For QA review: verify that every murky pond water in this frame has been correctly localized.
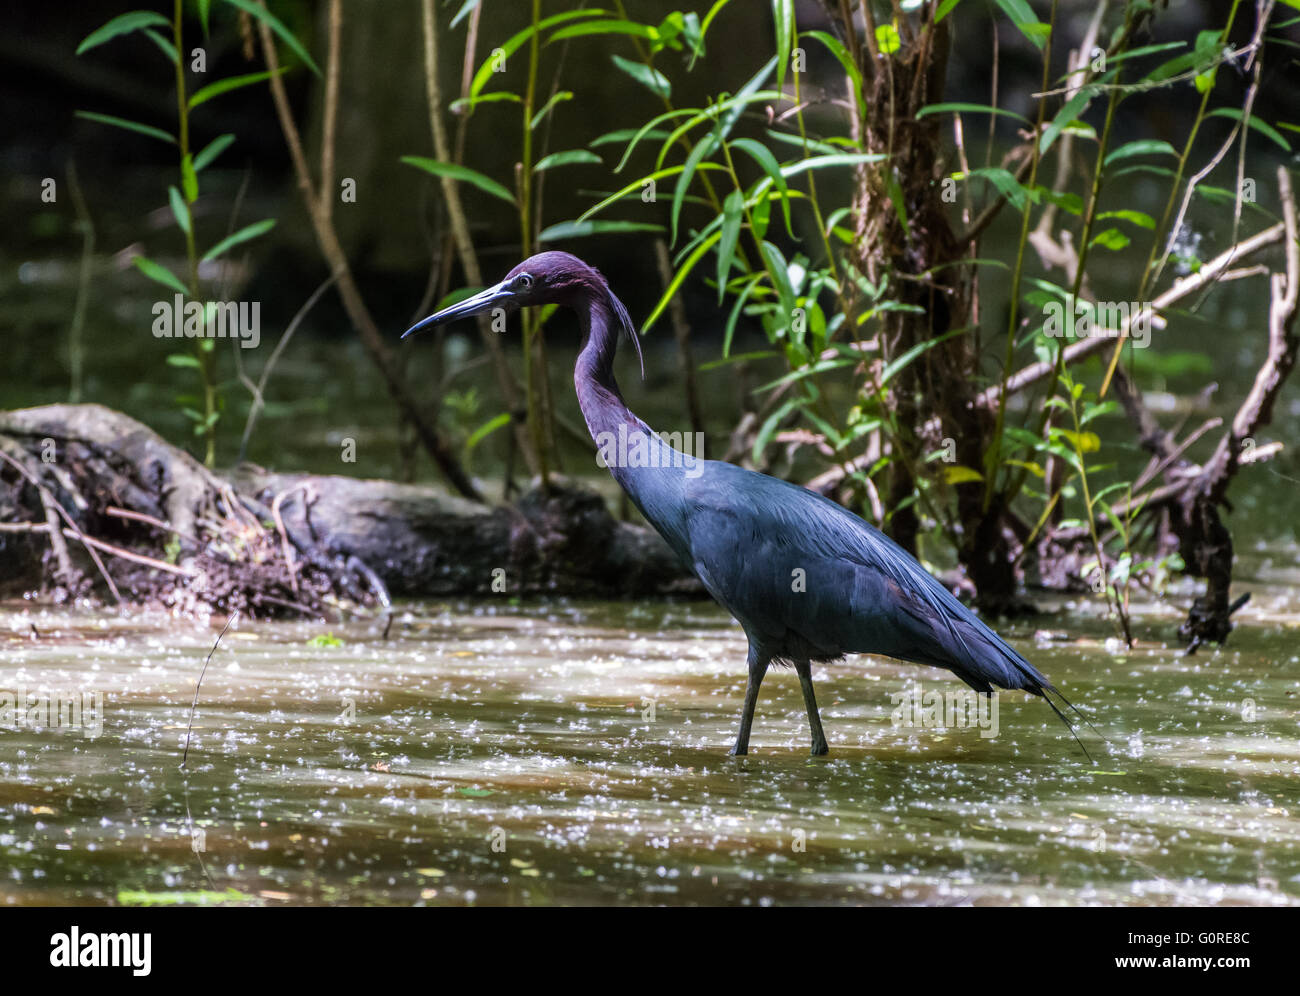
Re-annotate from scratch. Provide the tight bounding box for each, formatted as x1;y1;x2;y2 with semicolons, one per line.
2;542;1298;907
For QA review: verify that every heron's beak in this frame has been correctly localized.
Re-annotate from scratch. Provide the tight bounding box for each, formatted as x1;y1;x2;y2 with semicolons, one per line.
402;280;514;339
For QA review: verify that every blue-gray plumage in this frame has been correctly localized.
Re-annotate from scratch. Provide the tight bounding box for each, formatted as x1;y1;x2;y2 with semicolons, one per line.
405;251;1079;757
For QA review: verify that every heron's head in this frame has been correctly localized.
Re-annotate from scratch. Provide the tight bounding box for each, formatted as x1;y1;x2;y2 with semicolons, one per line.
402;251;643;374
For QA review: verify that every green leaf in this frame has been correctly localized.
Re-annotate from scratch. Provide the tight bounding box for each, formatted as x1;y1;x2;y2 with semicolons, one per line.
935;0;966;22
772;0;794;90
193;133;235;172
717;189;744;304
803;30;865;115
1039;87;1092;156
691;0;732;69
994;0;1046;49
198;0;212;35
400;156;516;206
751;397;801;464
133;256;190;296
916;101;1031;125
465;413;510;454
613;109;696;171
1097;209;1155;229
722;273;765;356
118;888;253;907
168;185;192;236
450;91;522;115
1206;108;1292;151
470;9;606;99
880;327;970;386
592;126;670;148
671;133;718;245
221;0;321;76
1057;428;1101;453
537;219;664;241
758;241;795;320
962;166;1031;210
188;68;287;111
576;162;727;222
76;11;170;55
1090;228;1130;251
1103;139;1178;166
166;353;201;369
75;110;174;145
645;230;722;331
200;219;276;263
533;149;602;172
730;137;791;234
141;28;179;64
530;91;573;130
875;23;901;56
610;54;670;98
654;88;783;170
1034;186;1082;214
943;465;983;485
547;19;655;43
780;153;885;178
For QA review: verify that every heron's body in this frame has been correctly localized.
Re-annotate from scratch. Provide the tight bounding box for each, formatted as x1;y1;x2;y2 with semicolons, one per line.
406;251;1068;756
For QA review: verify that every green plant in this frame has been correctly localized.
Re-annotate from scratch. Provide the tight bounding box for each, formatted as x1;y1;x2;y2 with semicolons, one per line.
74;1;305;465
540;0;1294;644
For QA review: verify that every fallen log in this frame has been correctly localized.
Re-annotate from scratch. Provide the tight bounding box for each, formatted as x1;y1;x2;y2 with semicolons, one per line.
0;404;701;614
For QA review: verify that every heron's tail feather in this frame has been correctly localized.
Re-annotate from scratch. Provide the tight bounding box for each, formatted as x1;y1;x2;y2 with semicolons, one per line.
927;611;1099;761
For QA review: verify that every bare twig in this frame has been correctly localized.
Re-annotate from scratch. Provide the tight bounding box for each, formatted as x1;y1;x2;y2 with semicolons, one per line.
255;3;483;501
181;611;238;770
419;0;538;476
319;0;341;221
0;450;121;603
805;221;1287;494
60;529;195;577
270;484;310;594
237;269;341;463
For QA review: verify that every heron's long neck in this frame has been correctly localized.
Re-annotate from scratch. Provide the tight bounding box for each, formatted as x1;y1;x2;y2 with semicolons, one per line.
574;291;643;442
572;287;693;559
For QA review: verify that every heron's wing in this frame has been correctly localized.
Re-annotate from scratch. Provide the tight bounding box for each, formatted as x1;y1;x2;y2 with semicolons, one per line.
682;465;1052;695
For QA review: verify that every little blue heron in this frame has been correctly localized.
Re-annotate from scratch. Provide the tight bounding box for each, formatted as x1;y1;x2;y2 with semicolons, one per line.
405;251;1084;757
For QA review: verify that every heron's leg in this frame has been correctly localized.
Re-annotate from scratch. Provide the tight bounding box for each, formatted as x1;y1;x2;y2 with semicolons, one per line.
795;660;829;756
730;648;768;756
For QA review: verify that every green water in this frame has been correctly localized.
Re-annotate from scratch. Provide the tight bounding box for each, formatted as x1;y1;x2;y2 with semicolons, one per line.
2;543;1297;906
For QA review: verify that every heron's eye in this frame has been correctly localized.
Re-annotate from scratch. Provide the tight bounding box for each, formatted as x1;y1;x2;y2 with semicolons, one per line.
517;273;534;291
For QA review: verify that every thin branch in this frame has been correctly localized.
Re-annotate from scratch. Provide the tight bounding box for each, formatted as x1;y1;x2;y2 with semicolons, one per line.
181;611;238;770
255;3;483;501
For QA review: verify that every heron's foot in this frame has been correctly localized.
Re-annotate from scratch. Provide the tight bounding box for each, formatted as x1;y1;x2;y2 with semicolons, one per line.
729;742;748;756
810;739;829;757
